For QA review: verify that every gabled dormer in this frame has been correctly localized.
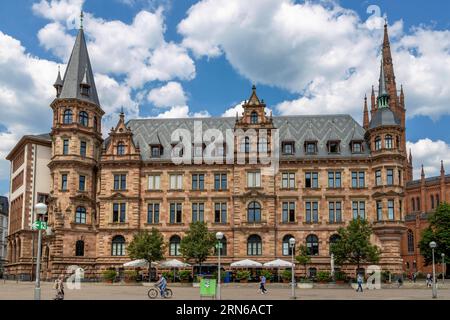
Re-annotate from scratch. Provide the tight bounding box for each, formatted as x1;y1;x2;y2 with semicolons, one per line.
102;111;140;161
235;85;274;129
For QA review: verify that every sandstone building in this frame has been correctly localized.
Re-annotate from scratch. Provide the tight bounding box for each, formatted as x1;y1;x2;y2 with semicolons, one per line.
5;23;430;280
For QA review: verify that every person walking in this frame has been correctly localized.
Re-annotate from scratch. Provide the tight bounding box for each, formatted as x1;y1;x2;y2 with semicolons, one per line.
356;274;364;292
412;272;417;283
53;275;65;300
259;275;268;294
426;273;432;288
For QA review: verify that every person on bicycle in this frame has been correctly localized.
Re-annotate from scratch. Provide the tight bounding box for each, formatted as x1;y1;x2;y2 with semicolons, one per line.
155;274;167;298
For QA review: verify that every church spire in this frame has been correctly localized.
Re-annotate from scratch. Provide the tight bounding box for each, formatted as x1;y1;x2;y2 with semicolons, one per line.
363;95;369;130
377;54;389;109
381;22;398;110
59;24;100;106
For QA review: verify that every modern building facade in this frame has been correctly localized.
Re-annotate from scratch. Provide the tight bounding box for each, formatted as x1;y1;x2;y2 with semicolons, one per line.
401;162;450;276
0;196;9;275
5;23;426;280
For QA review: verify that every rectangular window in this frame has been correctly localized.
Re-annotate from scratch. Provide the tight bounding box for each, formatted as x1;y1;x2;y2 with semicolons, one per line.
192;174;205;190
247;171;261;188
214;173;227;191
151;146;161;158
282;142;295;155
281;172;296;189
376;201;383;221
214;203;227;223
113;203;126;223
305;172;318;188
305;201;319;223
352;201;365;220
282;202;296;223
192;203;205;222
113;174;126;190
80;141;87;157
398;169;402;186
79;175;86;191
148;175;161;190
305;142;317;154
388;200;395;220
147;203;160;224
170;203;182;223
328;172;341;188
387;169;394;186
169;174;183;190
352;142;362;153
63;139;69;155
375;170;382;186
61;174;68;191
351;171;365;188
329;201;342;223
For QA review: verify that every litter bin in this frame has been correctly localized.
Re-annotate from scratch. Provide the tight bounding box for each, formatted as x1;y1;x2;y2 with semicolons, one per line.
224;271;232;283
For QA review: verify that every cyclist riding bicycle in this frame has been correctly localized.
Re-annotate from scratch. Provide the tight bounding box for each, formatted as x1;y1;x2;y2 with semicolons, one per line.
155;274;167;298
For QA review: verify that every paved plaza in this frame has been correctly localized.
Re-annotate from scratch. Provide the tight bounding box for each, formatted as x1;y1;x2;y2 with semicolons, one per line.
0;281;449;300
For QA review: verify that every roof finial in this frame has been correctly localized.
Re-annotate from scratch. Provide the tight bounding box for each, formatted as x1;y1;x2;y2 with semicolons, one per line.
80;10;84;30
421;164;425;179
441;160;445;176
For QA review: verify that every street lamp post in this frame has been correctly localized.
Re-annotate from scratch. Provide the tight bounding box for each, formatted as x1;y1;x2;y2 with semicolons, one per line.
34;203;47;300
216;232;223;300
430;241;437;299
441;253;445;284
289;237;296;300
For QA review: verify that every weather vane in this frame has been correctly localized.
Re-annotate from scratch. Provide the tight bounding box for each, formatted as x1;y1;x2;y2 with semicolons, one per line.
80;10;84;29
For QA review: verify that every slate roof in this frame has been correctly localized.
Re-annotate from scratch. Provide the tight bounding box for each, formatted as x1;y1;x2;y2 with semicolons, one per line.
59;29;100;106
127;114;369;161
369;107;400;129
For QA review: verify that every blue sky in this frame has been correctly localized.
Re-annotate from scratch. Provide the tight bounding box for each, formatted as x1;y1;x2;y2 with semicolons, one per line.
0;0;450;197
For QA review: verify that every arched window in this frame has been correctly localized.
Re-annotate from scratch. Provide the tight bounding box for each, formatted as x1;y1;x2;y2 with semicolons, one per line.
75;207;87;224
247;234;262;256
375;136;381;150
407;230;414;253
247;201;261;223
306;234;319;256
63;109;73;124
329;234;341;253
240;137;251;153
250;111;258;124
75;240;84;256
431;195;435;209
214;236;227;256
117;142;125;155
79;111;89;126
282;235;294;256
385;135;393;149
169;235;181;256
111;235;126;256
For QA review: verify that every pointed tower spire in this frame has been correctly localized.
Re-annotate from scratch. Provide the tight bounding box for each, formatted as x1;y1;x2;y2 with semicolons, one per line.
53;66;63;97
408;148;412;164
421;164;425;181
59;27;100;106
400;84;405;108
363;95;369;130
382;22;399;110
377;54;389;109
441;160;445;177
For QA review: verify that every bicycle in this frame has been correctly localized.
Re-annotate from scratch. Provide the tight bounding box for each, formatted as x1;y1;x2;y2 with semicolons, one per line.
148;284;173;299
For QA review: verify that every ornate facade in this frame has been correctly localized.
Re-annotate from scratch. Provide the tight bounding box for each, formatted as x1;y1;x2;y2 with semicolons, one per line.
6;24;417;280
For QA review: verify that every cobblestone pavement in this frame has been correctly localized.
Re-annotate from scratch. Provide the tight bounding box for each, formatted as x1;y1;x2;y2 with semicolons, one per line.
0;281;449;300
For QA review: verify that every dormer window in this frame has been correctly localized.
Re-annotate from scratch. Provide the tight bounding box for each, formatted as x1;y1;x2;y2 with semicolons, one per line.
351;141;363;153
327;141;340;154
282;141;295;155
80;85;90;96
250;111;258;124
375;136;381;151
171;144;184;157
117;142;125;155
151;145;162;158
385;135;393;149
305;141;317;154
79;111;89;127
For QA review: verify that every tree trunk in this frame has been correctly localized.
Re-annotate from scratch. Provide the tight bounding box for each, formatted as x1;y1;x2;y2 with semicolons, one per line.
148;260;152;282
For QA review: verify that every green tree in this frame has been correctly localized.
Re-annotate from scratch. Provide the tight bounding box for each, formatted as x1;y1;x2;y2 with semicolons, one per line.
295;244;311;277
418;202;450;265
127;228;165;281
180;222;216;273
330;218;380;270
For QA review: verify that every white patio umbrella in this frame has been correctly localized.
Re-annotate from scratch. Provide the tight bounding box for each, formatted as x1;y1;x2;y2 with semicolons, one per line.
230;259;263;268
159;259;192;282
263;259;293;268
123;259;158;268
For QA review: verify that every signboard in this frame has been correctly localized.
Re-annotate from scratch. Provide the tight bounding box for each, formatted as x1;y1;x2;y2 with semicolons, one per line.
215;243;223;249
32;221;47;230
200;278;217;297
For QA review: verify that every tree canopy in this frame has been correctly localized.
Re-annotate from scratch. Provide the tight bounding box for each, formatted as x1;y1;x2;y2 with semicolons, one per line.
419;202;450;265
330;218;380;270
180;222;216;271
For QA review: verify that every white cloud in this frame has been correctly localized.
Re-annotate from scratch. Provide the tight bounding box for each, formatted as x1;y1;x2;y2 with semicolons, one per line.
154;105;210;118
147;81;187;108
222;101;245;117
179;0;450;121
34;0;195;89
407;139;450;179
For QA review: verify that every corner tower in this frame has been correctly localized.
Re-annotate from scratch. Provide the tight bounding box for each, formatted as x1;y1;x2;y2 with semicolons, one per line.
46;20;104;278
